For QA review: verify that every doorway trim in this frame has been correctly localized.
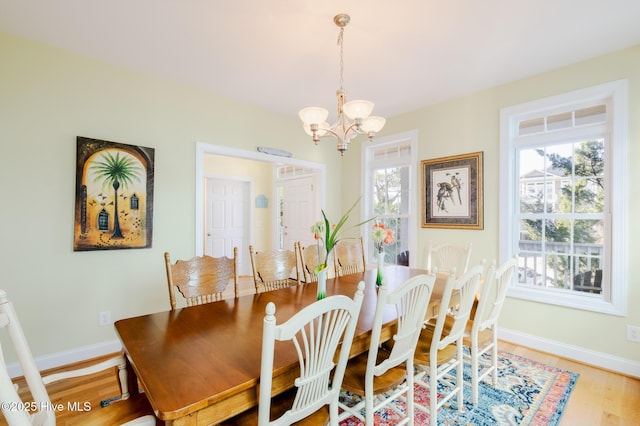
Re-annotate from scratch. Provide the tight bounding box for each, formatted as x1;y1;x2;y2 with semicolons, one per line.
195;142;326;256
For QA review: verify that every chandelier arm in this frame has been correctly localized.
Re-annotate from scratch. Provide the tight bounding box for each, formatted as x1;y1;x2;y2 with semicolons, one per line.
343;120;365;137
314;128;341;141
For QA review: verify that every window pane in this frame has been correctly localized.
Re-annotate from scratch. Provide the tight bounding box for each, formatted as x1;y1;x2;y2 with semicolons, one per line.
544;219;570;244
373;166;410;215
517;252;544;286
574;178;604;213
575;140;604;177
519;117;544;135
519;148;546;213
546;253;570;289
574;219;604;245
547;112;572;131
373;216;409;264
520;219;541;242
544;144;573;213
575;105;606;126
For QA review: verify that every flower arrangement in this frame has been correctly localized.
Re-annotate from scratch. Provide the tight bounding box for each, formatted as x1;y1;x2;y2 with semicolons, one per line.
371;223;395;254
310;198;372;274
371;223;395;286
310;198;374;299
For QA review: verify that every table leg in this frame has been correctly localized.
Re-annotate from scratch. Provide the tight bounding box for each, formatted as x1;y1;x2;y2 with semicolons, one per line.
122;351;140;397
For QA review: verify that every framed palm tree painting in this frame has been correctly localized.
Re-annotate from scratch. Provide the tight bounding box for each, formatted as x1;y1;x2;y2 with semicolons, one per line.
73;137;155;251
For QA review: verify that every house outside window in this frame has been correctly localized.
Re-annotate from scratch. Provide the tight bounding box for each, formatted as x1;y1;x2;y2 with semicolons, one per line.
499;80;627;316
362;131;418;267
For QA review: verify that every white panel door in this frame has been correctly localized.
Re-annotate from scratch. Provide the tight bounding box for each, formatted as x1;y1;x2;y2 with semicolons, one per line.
281;176;317;251
205;178;249;275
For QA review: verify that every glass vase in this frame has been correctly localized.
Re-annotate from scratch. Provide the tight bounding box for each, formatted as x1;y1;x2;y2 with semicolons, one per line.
376;251;384;286
316;267;327;300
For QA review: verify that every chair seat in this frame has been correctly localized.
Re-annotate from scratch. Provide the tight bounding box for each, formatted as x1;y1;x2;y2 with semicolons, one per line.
220;388;329;425
341;349;407;396
414;323;459;367
441;312;492;347
67;393;158;425
463;326;493;347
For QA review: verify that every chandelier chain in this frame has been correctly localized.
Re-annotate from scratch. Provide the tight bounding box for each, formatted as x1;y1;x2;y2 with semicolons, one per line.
338;26;344;91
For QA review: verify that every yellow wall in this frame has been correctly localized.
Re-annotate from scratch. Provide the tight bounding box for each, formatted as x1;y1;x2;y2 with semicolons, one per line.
1;30;638;369
0;32;341;361
343;45;640;363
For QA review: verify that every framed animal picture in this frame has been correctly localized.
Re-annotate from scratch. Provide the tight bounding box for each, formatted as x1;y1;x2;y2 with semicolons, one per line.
421;151;483;229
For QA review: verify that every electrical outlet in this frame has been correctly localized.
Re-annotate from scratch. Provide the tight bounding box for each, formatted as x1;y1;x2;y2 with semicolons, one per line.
99;311;111;327
627;325;640;343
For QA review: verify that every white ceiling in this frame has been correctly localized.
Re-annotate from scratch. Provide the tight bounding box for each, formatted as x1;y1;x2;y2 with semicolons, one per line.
1;1;639;118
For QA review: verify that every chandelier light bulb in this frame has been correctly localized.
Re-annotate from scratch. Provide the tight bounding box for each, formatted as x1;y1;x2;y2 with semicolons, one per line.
343;100;374;120
360;116;386;133
299;107;329;125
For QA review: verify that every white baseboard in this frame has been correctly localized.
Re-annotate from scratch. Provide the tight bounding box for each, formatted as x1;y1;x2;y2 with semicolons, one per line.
499;327;640;378
7;340;122;378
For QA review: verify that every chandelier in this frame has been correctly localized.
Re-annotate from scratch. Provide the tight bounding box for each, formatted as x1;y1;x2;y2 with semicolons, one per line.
298;14;386;156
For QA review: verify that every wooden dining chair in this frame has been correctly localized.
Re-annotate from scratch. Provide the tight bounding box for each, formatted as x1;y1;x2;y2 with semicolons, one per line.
0;290;157;426
249;245;300;293
333;237;366;277
338;274;436;425
296;241;325;283
425;242;472;274
222;282;366;426
412;263;484;424
462;257;517;406
164;248;238;310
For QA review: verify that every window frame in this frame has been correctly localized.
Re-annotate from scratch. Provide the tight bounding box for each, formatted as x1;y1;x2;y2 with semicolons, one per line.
499;80;628;316
361;130;418;267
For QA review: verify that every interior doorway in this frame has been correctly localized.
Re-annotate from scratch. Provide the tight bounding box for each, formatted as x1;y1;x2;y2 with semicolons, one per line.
195;142;325;266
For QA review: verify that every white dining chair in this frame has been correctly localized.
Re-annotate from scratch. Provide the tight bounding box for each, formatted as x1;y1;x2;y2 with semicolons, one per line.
464;256;517;405
412;263;484;424
338;274;436;425
225;282;365;425
426;242;472;274
0;289;157;425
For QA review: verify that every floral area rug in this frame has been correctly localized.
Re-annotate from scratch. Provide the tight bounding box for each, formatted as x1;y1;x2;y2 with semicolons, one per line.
338;351;579;425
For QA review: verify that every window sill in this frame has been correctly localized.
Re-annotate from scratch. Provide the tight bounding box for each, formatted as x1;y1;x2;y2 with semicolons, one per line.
507;285;625;316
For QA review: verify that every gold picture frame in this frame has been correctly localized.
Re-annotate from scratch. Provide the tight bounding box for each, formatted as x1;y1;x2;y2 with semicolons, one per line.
73;136;155;251
421;151;483;229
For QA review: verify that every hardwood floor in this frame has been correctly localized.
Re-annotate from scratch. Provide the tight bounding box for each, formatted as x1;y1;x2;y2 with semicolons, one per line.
2;341;638;425
0;354;139;426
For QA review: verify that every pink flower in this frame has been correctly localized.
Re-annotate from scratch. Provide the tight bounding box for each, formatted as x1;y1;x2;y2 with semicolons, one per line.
372;223;395;253
383;228;395;245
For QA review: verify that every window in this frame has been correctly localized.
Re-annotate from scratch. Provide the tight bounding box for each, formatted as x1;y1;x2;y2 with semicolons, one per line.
500;80;627;315
362;131;418;267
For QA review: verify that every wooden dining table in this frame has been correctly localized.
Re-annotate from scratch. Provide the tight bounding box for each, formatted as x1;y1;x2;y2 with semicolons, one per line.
114;265;451;425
